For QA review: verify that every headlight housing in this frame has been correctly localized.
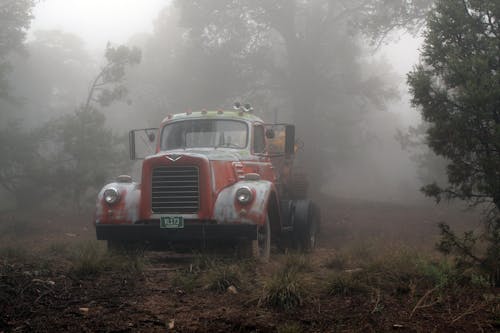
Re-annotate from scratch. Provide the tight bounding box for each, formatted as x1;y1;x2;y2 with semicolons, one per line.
236;186;253;205
103;188;120;205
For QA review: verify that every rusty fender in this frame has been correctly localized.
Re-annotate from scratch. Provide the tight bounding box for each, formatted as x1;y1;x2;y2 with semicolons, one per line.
95;182;140;225
213;180;275;225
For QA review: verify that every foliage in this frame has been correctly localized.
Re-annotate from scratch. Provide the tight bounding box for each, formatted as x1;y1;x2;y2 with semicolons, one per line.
70;241;145;278
260;262;306;311
356;0;434;46
277;322;302;333
396;122;449;186
326;273;370;296
85;44;141;109
0;0;34;98
132;0;431;190
43;107;128;211
204;263;241;293
408;0;500;285
0;122;56;208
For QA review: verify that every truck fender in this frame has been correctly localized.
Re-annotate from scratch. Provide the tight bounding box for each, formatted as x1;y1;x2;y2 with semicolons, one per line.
95;181;140;225
213;180;278;226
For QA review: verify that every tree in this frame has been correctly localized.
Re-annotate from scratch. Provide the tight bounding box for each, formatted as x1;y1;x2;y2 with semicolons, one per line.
142;0;431;190
0;0;34;99
48;44;141;211
2;30;93;124
408;0;500;285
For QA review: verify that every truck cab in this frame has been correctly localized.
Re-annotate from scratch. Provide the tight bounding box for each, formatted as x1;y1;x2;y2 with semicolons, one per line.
94;107;318;260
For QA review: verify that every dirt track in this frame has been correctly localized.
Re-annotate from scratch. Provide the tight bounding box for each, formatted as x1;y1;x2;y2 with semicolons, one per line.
1;197;499;332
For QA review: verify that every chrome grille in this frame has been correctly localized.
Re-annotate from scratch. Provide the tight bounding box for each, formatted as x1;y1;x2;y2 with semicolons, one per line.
151;166;200;214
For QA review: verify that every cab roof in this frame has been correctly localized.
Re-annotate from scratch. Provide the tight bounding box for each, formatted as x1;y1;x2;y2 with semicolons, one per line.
161;110;264;125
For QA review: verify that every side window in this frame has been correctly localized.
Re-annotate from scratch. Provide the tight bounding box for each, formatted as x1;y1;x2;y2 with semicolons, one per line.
253;125;266;153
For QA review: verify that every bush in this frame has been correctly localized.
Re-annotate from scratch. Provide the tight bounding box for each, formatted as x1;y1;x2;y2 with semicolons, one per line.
326;273;370;296
277;322;302;333
70;241;145;278
172;270;200;293
204;263;241;293
282;253;312;273
260;266;305;311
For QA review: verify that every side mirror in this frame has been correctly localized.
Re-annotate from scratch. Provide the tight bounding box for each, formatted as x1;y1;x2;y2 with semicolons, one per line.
129;128;158;160
285;125;295;156
265;129;275;139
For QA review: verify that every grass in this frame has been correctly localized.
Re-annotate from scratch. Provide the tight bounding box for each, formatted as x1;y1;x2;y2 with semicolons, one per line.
172;254;252;293
204;263;241;292
321;245;478;298
260;255;307;311
0;246;30;262
172;270;200;293
70;241;146;278
282;253;312;273
326;273;370;296
0;218;39;237
277;322;302;333
324;253;348;270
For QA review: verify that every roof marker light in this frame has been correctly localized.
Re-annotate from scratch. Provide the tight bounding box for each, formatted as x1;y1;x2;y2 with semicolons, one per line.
243;103;253;112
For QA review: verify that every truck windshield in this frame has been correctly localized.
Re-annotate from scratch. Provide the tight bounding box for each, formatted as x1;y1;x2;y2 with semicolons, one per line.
160;119;248;150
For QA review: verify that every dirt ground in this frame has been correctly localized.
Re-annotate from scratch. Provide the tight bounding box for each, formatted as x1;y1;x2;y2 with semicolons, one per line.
1;196;499;332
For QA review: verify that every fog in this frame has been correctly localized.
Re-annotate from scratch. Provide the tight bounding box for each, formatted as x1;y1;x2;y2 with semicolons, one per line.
30;0;168;50
1;0;440;211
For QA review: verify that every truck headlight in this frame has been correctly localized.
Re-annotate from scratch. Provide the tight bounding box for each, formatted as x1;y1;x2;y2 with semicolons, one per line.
103;188;120;205
236;186;253;205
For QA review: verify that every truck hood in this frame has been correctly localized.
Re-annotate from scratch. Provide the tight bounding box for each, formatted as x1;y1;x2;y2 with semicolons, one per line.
149;148;249;162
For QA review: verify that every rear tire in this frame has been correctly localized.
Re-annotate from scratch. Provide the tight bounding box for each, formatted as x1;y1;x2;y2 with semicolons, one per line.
292;200;319;252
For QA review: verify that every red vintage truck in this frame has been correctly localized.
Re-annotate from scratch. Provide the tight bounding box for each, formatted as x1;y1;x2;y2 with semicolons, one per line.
94;105;319;260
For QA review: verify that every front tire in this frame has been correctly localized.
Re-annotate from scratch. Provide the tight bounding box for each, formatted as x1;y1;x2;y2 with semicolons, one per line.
254;215;271;262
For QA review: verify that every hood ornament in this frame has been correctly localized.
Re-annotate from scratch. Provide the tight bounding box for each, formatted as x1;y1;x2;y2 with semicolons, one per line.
165;154;182;162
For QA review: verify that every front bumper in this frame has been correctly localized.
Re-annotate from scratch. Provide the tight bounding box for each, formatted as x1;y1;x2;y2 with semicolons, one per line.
95;222;257;242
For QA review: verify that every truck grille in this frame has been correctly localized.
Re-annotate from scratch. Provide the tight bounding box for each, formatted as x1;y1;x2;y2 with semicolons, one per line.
151;166;200;214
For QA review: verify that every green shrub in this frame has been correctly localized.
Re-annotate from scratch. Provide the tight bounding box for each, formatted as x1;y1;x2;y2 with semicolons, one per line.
277;322;302;333
260;266;305;311
325;253;348;270
417;259;459;289
204;264;241;293
70;241;145;278
326;273;370;296
0;246;29;262
172;270;200;292
283;253;311;273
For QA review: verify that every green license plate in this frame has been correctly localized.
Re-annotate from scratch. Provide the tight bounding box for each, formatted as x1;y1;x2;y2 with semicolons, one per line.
160;216;184;229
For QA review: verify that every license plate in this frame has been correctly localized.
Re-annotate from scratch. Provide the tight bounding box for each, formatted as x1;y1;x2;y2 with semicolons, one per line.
160;216;184;229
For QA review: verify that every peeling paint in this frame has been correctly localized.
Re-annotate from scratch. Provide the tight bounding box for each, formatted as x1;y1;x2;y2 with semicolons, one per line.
95;181;140;225
213;180;275;225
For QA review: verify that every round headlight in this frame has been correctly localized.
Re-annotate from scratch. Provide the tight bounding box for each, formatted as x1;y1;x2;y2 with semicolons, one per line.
103;188;120;205
236;186;253;205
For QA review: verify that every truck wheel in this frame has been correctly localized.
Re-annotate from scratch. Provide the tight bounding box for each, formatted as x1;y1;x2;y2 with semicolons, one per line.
292;200;319;252
254;215;271;262
236;215;271;262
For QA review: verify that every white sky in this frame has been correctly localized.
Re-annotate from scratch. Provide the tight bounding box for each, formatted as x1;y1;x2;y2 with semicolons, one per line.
31;0;169;50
